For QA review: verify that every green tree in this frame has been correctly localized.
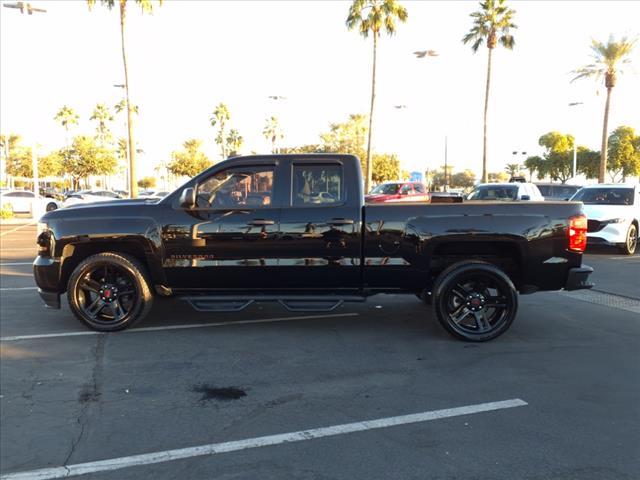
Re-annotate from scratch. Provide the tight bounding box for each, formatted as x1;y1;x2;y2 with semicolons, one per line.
90;103;114;146
535;131;575;183
53;105;79;145
280;144;322;154
524;155;541;181
263;116;284;154
462;0;517;183
167;139;212;178
488;171;509;183
226;128;243;157
87;0;163;198
137;176;156;189
572;35;636;183
576;147;601;180
607;126;640;182
450;169;477;188
210;103;231;159
346;0;408;194
60;135;117;189
371;153;400;183
320;113;368;167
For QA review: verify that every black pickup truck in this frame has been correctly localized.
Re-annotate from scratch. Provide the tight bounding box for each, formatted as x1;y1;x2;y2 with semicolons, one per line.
34;154;593;341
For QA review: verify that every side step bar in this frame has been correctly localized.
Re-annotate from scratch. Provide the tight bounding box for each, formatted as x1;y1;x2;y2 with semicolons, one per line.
181;295;366;313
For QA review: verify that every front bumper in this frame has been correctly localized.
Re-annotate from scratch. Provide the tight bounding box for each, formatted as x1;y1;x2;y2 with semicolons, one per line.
564;265;594;291
38;288;61;309
587;222;629;245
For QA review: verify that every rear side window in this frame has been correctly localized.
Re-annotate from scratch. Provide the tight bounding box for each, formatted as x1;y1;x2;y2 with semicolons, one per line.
414;184;425;193
293;164;343;206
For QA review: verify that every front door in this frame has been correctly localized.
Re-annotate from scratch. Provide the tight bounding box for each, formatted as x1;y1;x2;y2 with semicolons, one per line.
162;163;281;290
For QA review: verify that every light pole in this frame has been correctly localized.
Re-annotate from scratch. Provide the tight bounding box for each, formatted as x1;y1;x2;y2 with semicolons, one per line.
414;49;440;183
3;1;47;200
511;150;527;179
568;102;584;179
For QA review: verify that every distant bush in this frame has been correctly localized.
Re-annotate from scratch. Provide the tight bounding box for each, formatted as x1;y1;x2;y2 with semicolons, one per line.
0;205;14;219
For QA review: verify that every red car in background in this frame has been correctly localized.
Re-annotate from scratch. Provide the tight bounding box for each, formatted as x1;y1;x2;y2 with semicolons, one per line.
365;181;430;203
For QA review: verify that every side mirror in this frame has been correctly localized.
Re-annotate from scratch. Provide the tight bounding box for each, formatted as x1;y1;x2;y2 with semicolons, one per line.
179;187;196;208
520;195;531;201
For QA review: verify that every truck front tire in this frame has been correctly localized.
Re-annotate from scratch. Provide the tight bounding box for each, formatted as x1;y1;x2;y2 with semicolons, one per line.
67;252;153;332
432;261;518;342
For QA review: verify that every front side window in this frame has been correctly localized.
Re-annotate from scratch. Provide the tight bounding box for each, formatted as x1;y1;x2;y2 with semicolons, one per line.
293;164;342;205
414;184;426;193
196;165;275;208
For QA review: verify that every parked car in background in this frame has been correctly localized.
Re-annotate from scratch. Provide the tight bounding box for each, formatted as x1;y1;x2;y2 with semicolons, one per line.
63;190;122;207
536;183;582;201
570;184;639;255
466;183;544;201
0;190;61;213
366;181;430;203
138;190;171;199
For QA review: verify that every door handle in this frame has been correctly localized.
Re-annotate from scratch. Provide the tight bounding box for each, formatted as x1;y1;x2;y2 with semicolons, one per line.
247;219;275;226
328;218;355;226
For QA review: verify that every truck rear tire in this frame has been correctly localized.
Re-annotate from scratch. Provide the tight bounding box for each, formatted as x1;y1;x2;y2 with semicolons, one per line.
432;261;518;342
67;252;153;332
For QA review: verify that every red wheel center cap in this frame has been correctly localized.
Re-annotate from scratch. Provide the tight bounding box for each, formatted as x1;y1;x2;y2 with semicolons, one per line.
470;298;481;307
104;289;112;299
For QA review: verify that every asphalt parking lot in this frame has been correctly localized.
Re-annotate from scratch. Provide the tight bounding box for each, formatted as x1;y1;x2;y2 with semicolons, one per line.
1;223;639;480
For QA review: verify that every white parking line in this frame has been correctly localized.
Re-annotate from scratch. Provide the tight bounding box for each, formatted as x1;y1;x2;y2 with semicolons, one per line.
607;256;640;261
0;312;360;342
0;286;37;291
0;222;36;237
0;262;32;266
0;398;528;480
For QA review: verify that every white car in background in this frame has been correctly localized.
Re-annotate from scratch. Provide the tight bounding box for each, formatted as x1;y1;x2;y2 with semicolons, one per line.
570;184;639;255
63;190;122;207
466;182;544;201
0;190;61;214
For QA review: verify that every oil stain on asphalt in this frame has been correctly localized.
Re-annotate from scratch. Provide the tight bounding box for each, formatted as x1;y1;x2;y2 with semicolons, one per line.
191;383;247;402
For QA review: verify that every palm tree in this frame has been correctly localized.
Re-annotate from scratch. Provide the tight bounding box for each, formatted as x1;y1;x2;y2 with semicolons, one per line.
504;163;520;177
54;105;79;146
90;103;114;146
226;129;243;157
572;35;636;183
462;0;517;183
209;103;231;159
263;116;283;154
346;0;408;194
87;0;163;198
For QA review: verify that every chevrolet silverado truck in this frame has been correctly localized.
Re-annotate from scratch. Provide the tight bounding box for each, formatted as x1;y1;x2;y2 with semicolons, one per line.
34;154;593;341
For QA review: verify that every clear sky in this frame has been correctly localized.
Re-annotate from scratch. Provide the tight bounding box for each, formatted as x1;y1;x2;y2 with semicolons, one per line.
1;0;639;180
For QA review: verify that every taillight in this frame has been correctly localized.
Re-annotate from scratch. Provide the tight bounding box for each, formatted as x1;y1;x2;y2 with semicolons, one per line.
568;214;587;252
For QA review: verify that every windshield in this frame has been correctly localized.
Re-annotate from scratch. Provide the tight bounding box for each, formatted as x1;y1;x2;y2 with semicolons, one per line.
466;185;518;201
370;183;400;195
570;187;634;205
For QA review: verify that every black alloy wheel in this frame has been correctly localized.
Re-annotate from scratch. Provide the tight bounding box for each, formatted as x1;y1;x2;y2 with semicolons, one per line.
67;253;153;331
433;261;518;342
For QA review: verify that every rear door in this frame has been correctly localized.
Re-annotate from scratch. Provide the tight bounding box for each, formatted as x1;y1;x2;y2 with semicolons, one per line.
277;159;362;291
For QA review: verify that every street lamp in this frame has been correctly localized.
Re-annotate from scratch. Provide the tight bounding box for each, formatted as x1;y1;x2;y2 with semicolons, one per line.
512;151;527;180
568;101;584;178
3;0;47;200
414;49;441;188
